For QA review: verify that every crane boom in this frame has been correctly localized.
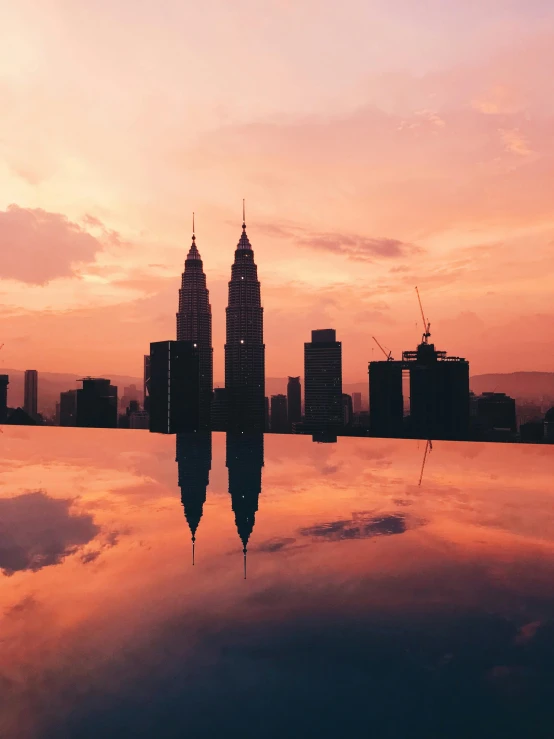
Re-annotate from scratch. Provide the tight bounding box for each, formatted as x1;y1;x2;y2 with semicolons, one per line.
372;336;393;361
415;286;431;344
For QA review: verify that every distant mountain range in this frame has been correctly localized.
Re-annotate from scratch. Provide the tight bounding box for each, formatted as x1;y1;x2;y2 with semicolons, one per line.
3;369;553;417
469;372;554;401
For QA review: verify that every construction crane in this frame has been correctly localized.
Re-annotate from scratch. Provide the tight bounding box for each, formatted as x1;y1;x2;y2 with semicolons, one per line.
372;336;394;361
415;286;431;344
418;439;433;486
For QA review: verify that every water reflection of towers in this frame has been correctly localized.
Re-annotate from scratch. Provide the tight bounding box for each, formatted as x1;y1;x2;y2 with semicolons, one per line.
176;433;212;565
226;433;264;578
176;432;264;577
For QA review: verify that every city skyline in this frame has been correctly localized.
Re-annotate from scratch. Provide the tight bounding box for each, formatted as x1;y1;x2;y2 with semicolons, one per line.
1;2;554;382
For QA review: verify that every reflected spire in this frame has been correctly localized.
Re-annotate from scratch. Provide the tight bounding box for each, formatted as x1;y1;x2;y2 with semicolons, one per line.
226;433;264;578
176;433;212;564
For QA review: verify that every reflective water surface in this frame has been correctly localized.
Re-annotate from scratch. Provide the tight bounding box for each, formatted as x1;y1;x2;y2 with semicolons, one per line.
1;428;554;738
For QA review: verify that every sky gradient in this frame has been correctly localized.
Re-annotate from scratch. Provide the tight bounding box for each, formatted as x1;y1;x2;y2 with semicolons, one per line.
1;0;553;381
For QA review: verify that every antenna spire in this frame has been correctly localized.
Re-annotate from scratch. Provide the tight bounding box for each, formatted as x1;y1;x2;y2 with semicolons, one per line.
242;199;246;229
192;536;195;566
192;212;195;241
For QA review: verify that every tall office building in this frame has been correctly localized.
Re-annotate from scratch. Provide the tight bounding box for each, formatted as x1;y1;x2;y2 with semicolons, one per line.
225;204;265;432
270;394;288;433
211;388;228;431
342;393;353;427
369;361;404;436
143;354;151;412
352;392;362;414
0;375;8;423
76;378;118;428
176;219;213;429
149;340;199;434
287;376;302;425
59;389;77;426
24;369;38;418
226;433;264;578
304;329;343;433
369;337;469;440
176;432;212;564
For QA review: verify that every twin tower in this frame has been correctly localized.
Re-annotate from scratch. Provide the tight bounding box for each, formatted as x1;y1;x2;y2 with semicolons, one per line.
176;207;265;432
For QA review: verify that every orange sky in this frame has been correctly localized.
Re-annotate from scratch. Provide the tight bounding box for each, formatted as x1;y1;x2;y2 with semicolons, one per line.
1;1;553;381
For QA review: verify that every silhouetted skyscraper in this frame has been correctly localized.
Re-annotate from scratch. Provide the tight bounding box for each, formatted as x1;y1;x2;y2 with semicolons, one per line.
176;432;212;564
225;203;265;432
476;392;516;434
59;389;77;426
407;342;469;440
226;433;264;578
76;378;118;428
304;329;342;433
369;361;404;436
287;376;302;425
369;336;469;440
270;394;288;432
149;340;199;434
143;354;151;413
342;393;353;427
177;218;213;429
24;370;38;418
0;375;8;423
352;392;362;414
211;387;228;431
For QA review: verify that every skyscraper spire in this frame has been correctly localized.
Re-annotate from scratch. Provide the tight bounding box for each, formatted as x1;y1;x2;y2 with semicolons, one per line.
177;217;213;428
225;204;264;430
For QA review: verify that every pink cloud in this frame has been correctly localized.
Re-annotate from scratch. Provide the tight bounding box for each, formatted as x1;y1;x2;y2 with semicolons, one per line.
0;205;102;285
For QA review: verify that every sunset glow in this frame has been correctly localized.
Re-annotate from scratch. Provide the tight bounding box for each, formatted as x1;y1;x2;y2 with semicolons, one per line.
1;1;553;380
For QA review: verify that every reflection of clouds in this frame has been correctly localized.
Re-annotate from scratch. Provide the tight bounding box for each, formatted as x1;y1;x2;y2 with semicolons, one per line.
0;492;99;576
252;537;297;553
299;512;412;541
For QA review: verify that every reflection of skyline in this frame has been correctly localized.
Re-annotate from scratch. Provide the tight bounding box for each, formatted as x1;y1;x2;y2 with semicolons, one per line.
176;433;212;565
226;433;264;578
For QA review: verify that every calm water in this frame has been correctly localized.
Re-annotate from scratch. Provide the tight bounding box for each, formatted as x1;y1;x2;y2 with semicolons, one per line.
1;428;554;738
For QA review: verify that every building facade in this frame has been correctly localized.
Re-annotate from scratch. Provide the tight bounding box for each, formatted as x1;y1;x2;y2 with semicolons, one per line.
304;329;343;433
59;389;77;426
24;369;38;418
176;224;213;429
0;375;8;423
270;394;288;432
287;376;302;425
224;210;265;432
76;378;118;428
149;340;199;434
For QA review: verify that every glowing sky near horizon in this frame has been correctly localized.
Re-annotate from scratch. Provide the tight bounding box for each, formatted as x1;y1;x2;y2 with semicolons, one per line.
1;0;553;380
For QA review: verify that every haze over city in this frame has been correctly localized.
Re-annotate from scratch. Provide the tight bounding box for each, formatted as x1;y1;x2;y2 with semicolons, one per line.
1;0;554;381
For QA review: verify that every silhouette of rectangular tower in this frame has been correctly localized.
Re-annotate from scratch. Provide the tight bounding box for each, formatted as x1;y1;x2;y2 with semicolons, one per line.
369;361;404;436
149;340;199;434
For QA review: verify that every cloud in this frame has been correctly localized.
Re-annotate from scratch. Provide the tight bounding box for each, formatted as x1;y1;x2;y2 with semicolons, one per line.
0;491;100;575
252;537;297;553
299;511;410;541
297;233;421;262
0;205;103;285
498;128;533;157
